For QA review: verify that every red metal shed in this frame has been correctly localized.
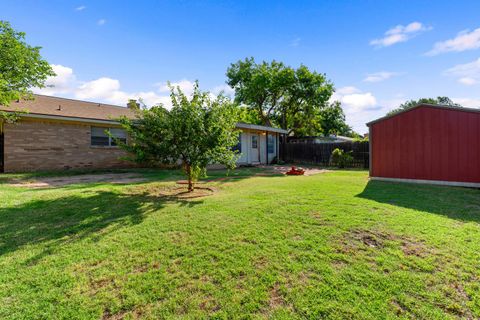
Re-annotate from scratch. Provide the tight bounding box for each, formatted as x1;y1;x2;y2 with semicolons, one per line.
367;104;480;188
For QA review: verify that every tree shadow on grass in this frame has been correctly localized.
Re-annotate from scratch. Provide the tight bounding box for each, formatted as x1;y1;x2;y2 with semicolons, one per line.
0;188;203;263
357;180;480;223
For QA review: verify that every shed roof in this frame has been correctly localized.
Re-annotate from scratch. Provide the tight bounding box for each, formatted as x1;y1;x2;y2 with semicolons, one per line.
236;122;288;134
366;103;480;127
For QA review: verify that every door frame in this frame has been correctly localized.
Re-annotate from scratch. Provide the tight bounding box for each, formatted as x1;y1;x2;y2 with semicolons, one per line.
249;133;260;164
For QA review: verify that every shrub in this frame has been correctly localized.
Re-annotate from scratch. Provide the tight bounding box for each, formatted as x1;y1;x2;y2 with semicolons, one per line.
330;148;353;168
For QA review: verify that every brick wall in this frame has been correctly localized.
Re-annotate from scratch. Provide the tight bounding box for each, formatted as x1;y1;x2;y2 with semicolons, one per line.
3;119;135;172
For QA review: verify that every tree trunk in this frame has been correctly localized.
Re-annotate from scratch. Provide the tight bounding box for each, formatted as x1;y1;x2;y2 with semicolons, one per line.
185;163;194;192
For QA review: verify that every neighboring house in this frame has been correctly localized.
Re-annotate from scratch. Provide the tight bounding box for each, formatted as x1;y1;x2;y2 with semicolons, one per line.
287;135;354;144
367;103;480;188
0;95;287;173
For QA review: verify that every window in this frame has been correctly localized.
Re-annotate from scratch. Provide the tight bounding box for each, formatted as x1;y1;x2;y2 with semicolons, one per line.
232;133;242;153
91;127;109;146
91;127;127;147
110;128;127;146
267;134;275;154
251;135;258;149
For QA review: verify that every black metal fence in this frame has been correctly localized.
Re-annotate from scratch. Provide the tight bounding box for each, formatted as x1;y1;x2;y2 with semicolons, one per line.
282;141;369;168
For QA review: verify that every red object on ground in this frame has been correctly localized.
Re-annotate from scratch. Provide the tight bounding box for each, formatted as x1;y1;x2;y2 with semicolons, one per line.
368;104;480;185
286;166;305;175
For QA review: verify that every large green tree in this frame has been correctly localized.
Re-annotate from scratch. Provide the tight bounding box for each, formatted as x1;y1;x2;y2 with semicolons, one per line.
0;21;54;107
226;58;343;136
387;96;461;116
117;82;239;192
319;101;351;136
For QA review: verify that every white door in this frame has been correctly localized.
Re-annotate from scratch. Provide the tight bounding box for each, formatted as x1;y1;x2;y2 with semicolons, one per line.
250;134;260;163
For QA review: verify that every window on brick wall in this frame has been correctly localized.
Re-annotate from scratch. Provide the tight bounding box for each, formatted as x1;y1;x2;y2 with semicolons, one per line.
91;127;127;147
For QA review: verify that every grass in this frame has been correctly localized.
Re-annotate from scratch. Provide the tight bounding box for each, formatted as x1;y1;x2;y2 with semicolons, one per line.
0;168;479;319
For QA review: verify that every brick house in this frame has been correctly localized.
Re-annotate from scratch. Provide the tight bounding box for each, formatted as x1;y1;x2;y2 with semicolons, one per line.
0;95;287;173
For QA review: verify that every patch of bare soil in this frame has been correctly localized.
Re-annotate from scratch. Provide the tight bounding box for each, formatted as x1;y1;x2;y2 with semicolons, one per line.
128;184;216;199
337;229;393;253
401;239;431;258
268;282;288;309
176;180;207;185
336;229;435;258
9;173;147;188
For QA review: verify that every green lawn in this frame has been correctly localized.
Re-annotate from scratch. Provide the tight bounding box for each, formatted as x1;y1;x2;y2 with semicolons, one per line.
0;168;479;319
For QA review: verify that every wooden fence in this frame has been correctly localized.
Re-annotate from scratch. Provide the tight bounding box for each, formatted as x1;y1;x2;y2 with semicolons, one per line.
281;141;369;168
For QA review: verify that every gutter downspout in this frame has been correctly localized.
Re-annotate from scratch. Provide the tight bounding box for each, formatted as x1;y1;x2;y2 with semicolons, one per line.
265;131;268;165
276;132;279;163
368;125;372;177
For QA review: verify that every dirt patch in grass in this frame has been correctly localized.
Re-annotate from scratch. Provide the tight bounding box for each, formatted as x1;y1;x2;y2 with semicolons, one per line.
127;184;216;199
390;299;409;316
8;173;147;188
310;212;336;226
268;282;287;309
199;296;221;313
336;228;435;258
337;229;393;253
401;239;431;258
102;308;144;320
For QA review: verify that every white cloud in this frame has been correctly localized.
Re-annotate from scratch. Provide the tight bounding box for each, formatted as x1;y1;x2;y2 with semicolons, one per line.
211;84;235;97
341;93;377;111
335;86;360;95
75;77;181;107
34;65;228;108
331;86;377;111
33;64;76;95
452;98;480;109
76;77;121;100
75;5;86;11
458;77;477;86
330;86;383;133
97;19;106;26
290;37;301;47
157;80;196;96
426;28;480;56
444;58;480;86
370;22;431;47
363;71;401;83
331;87;412;134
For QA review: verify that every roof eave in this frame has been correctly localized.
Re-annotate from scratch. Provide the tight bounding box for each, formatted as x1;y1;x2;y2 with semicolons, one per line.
235;122;289;134
9;112;124;125
366;103;480;126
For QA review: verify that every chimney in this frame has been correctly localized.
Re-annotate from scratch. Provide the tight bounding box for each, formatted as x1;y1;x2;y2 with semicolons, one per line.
127;99;140;110
57;105;62;111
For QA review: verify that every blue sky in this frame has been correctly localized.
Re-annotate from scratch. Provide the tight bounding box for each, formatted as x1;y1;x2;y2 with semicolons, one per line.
2;0;480;133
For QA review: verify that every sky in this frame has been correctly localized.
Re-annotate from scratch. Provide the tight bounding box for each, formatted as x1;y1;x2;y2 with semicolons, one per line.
2;0;480;134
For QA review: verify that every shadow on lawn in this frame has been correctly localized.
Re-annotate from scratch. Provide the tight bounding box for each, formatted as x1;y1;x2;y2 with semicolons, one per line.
0;189;202;263
357;180;480;223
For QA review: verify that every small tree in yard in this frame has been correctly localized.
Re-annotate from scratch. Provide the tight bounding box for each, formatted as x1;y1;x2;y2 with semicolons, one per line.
330;148;353;168
117;82;240;192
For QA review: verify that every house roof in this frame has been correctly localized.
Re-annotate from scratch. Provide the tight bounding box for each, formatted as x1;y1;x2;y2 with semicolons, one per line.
0;94;289;133
366;103;480;127
0;94;136;122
